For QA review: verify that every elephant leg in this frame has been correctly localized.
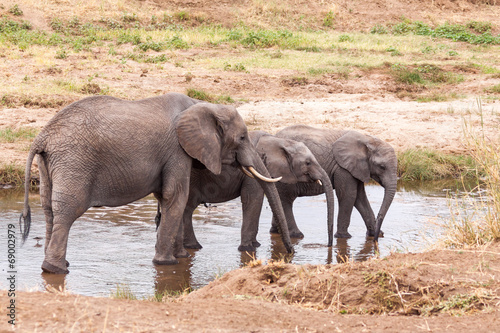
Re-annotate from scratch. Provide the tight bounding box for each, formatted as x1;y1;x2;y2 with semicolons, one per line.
42;189;86;274
239;179;264;252
281;196;303;238
183;204;202;249
334;171;357;239
153;175;190;265
353;182;379;237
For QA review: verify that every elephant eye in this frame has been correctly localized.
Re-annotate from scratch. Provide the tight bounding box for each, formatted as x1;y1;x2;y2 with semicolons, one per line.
380;164;386;170
306;160;311;166
240;135;246;141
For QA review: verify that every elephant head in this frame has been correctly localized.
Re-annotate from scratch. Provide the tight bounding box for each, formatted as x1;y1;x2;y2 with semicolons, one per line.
175;103;293;252
255;134;336;247
332;131;397;241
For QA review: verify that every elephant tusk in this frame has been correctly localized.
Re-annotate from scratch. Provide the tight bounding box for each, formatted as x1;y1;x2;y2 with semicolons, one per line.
247;166;282;183
240;166;255;179
316;179;323;186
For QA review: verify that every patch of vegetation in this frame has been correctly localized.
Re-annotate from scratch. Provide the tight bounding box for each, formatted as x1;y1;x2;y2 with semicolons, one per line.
444;102;500;247
240;30;296;48
8;4;23;16
338;34;353;43
0;163;30;187
372;19;500;45
111;284;137;300
224;62;247;72
0;94;73;108
0;127;38;143
397;148;479;181
386;46;402;56
370;24;387;34
186;88;234;104
323;11;335;28
484;84;500;94
391;64;464;86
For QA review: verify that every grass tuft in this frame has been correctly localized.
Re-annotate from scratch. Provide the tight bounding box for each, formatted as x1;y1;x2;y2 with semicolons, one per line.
443;99;500;247
397;149;479;181
186;88;235;104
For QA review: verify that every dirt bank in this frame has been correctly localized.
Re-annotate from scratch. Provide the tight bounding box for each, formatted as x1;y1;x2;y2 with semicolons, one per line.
2;243;499;332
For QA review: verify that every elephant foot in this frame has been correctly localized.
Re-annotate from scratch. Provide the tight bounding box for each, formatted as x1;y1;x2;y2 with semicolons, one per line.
269;225;279;234
366;230;384;238
175;248;190;258
238;244;256;252
334;231;352;239
184;241;203;250
252;240;261;248
152;254;178;266
289;230;304;239
42;260;69;274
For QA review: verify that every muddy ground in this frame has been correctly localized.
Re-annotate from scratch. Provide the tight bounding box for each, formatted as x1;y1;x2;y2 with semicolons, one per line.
1;0;500;332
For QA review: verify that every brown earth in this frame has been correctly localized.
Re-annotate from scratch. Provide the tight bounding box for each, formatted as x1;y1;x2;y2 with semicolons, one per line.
1;0;500;332
2;244;500;332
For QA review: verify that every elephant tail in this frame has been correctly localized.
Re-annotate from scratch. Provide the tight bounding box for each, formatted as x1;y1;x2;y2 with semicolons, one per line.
19;138;45;245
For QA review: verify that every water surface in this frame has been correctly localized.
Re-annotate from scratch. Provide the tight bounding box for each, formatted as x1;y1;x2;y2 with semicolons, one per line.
0;181;456;298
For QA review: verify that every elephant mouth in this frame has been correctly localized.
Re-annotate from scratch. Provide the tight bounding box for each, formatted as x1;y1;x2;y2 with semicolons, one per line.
305;173;322;186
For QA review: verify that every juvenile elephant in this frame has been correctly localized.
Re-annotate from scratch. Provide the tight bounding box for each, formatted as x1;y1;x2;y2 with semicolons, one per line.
19;93;292;274
155;131;335;251
274;125;397;241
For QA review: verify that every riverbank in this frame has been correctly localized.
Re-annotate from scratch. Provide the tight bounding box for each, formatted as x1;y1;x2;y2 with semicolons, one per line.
2;242;499;332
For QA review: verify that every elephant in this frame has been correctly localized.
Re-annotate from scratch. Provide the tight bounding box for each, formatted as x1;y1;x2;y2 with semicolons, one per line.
19;92;293;274
155;130;335;252
273;125;397;241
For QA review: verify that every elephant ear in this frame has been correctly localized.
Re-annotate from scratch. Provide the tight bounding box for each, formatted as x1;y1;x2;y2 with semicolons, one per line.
257;136;297;184
176;103;223;175
332;131;371;183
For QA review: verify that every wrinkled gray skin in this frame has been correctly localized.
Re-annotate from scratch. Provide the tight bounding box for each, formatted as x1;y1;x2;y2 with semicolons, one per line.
274;125;397;241
155;131;335;252
19;93;292;274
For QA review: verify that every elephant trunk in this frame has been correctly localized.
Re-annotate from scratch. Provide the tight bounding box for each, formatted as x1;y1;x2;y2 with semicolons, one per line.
247;154;293;253
373;180;396;242
319;169;335;247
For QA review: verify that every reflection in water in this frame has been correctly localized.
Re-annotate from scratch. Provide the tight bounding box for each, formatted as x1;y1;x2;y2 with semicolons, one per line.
334;238;377;263
41;273;66;292
154;257;193;294
0;182;459;298
269;233;297;263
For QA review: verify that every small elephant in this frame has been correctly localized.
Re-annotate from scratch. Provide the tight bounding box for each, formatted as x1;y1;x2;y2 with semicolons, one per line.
156;131;335;252
274;125;397;241
19;93;293;274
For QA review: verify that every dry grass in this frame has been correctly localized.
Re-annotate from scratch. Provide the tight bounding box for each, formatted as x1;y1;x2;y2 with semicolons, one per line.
442;99;500;247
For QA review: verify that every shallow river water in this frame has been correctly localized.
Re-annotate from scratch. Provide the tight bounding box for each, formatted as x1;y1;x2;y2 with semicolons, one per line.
0;181;458;298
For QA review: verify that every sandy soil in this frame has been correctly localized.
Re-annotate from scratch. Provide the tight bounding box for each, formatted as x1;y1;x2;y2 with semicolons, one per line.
1;0;500;332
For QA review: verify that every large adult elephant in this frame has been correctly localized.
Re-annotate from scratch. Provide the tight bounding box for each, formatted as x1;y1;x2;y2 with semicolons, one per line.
274;125;397;241
19;93;292;274
155;131;334;252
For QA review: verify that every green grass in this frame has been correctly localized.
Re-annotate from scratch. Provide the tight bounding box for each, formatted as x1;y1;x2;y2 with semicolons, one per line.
186;88;235;104
485;84;500;94
372;19;500;45
0;127;38;143
397;148;479;181
391;64;464;86
110;284;137;300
